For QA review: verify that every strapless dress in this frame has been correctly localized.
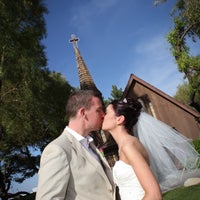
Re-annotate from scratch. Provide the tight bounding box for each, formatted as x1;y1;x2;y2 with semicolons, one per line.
113;160;145;200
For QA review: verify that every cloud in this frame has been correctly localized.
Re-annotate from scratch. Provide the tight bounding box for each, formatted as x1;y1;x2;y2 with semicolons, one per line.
119;34;184;96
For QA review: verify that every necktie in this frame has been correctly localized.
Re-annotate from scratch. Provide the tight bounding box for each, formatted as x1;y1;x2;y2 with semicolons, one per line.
80;138;101;163
89;141;106;171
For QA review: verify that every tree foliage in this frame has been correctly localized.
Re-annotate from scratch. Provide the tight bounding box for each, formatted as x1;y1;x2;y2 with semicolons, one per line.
155;0;200;112
174;81;191;105
104;85;123;106
0;1;73;199
174;81;200;111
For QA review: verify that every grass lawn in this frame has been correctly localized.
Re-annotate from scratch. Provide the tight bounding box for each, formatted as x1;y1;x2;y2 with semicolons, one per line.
162;184;200;200
18;184;200;200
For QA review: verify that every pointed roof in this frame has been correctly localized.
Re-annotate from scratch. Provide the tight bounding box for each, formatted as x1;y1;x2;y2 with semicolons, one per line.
122;74;200;118
69;34;102;96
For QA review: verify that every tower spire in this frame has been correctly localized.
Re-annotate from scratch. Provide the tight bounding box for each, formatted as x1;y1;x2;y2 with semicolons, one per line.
69;34;102;96
69;34;118;166
69;33;105;146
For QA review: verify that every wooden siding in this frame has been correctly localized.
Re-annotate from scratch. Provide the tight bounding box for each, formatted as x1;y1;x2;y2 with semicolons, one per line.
122;74;200;139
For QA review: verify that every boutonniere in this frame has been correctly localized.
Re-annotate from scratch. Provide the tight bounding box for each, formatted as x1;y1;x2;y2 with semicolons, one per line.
99;146;105;157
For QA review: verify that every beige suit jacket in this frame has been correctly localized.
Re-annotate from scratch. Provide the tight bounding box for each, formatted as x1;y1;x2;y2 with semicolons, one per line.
36;127;117;200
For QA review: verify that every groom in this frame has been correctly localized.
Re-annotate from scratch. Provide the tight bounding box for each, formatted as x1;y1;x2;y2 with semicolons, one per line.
36;90;118;200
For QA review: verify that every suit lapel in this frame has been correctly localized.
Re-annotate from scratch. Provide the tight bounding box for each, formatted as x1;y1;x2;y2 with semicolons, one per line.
63;130;114;187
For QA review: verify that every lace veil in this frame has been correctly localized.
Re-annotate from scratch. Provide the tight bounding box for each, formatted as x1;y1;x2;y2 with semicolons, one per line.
135;112;200;192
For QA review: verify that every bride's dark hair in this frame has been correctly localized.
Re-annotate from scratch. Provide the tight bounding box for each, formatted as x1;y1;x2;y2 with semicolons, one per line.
110;98;142;134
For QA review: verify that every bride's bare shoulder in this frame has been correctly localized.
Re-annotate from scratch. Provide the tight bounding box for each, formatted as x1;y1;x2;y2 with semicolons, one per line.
120;136;140;152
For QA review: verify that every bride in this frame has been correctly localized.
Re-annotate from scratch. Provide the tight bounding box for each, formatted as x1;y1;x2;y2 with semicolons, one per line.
102;98;162;200
102;98;199;200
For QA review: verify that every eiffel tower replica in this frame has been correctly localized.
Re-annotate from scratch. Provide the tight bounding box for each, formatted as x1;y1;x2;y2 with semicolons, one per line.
69;34;118;166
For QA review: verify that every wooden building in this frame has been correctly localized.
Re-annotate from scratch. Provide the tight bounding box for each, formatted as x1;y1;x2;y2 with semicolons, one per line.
122;74;200;139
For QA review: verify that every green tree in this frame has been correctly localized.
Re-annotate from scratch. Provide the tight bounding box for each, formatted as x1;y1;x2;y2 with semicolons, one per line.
174;81;200;113
0;71;72;200
0;1;73;199
155;0;200;112
104;85;123;106
174;81;191;105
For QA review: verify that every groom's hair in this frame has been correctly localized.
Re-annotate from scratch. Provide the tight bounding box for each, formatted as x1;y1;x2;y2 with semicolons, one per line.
66;90;102;119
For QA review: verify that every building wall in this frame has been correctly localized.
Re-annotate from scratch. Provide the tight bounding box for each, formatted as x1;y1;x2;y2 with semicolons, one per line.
126;81;200;139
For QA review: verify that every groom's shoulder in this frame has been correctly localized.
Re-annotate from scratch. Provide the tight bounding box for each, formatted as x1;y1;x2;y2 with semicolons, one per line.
47;130;72;160
53;129;71;145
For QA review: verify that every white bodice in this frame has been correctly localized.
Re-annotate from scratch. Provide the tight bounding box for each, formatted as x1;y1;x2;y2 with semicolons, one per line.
113;160;145;200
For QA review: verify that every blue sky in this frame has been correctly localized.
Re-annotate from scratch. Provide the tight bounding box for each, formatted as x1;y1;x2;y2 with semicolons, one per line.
42;0;184;100
11;0;192;193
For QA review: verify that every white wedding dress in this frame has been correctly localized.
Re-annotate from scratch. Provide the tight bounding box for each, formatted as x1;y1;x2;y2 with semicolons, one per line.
113;160;145;200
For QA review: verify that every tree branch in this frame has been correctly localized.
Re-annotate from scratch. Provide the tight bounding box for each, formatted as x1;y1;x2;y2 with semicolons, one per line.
180;24;193;43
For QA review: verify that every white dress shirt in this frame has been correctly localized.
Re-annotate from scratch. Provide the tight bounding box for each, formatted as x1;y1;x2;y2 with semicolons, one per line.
64;126;100;162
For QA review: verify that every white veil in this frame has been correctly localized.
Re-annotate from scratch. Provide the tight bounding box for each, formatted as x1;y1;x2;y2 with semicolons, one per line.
135;112;200;192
